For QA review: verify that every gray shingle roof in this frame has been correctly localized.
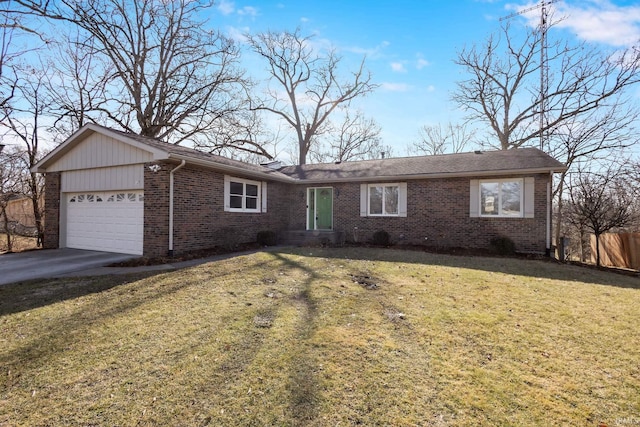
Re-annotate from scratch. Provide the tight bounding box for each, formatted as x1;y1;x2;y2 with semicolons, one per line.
101;126;293;181
36;124;565;182
278;148;566;182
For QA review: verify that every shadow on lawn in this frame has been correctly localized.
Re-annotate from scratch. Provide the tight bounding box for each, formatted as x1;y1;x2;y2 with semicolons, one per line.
268;252;322;424
277;246;640;290
0;272;160;317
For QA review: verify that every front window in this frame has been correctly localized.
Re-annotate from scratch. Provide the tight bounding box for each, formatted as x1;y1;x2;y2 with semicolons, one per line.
368;184;399;216
480;179;523;217
227;177;261;213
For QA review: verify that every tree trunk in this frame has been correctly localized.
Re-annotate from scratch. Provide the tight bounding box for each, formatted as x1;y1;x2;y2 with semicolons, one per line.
1;206;12;252
595;233;601;267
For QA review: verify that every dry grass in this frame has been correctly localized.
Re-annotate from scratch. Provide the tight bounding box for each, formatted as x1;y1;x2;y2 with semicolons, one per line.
0;234;38;254
1;247;639;426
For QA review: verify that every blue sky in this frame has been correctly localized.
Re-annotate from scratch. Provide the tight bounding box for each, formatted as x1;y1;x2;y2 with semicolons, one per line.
206;0;640;156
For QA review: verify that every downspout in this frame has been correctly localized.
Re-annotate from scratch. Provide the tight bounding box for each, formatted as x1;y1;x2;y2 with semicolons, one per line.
169;160;186;256
546;171;552;257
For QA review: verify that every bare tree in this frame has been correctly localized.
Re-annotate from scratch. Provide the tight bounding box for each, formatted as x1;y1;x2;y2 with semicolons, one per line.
410;122;475;155
1;63;47;245
44;31;112;141
550;101;640;249
453;23;640;151
309;111;389;163
17;0;247;145
453;21;640;256
566;169;637;267
194;109;277;161
0;145;23;252
247;29;378;165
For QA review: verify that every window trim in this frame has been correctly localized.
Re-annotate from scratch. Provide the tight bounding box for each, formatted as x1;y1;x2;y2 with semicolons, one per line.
478;178;524;218
360;182;407;218
367;183;400;217
224;176;263;213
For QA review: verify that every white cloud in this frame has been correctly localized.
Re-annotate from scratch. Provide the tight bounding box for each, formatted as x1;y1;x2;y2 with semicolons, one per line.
416;58;430;69
391;62;407;73
558;1;640;47
344;41;390;59
238;6;258;18
217;0;235;16
225;26;250;43
300;17;310;23
426;85;436;92
508;0;640;47
381;82;412;92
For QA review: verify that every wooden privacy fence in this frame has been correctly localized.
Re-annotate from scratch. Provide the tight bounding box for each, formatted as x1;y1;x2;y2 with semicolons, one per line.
590;233;640;270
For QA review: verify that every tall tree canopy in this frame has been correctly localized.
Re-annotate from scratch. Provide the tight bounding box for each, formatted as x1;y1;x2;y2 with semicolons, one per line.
247;29;378;165
453;23;640;151
13;0;247;145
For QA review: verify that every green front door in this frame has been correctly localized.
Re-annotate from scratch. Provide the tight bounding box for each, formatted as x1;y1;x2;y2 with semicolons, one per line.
307;187;333;230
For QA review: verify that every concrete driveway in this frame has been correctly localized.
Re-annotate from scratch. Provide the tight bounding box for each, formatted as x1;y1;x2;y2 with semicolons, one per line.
0;248;137;285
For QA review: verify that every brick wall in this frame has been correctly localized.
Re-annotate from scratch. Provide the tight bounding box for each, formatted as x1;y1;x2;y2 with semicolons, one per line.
47;162;551;256
289;173;550;253
43;172;60;249
145;162;293;257
143;162;171;257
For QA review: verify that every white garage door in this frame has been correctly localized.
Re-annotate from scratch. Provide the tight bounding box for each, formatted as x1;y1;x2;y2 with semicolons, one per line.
66;191;144;255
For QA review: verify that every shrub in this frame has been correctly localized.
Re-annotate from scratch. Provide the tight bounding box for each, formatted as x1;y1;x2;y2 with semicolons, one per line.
257;230;277;246
490;236;516;255
372;230;391;246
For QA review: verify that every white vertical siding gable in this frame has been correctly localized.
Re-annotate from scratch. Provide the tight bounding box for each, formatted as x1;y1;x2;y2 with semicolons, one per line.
48;133;154;172
61;165;144;192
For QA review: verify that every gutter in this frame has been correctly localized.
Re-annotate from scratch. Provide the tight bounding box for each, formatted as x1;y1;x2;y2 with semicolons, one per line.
169;160;186;256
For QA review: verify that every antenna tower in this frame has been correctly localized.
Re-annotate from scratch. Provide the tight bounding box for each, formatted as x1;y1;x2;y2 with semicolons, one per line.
500;0;557;151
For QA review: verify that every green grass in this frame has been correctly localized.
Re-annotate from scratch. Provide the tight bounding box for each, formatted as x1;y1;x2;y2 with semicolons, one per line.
1;247;639;426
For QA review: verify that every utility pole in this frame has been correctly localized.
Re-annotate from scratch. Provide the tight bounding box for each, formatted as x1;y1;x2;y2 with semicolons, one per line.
500;0;558;152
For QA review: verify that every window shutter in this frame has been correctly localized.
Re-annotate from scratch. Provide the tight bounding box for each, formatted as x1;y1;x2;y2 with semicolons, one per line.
261;181;267;213
223;175;230;212
360;184;368;217
398;182;408;217
524;177;535;218
469;180;479;217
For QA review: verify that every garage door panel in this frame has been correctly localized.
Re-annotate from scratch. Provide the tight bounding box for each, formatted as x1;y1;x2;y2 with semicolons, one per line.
66;191;143;255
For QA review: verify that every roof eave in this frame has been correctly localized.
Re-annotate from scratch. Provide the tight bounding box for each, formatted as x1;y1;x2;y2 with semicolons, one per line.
288;166;567;184
168;154;296;183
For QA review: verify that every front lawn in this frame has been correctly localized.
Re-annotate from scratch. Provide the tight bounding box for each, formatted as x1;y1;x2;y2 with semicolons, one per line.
1;248;638;426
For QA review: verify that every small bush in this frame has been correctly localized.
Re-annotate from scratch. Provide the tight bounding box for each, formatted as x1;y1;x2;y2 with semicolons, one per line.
372;230;391;246
490;236;516;255
257;230;277;246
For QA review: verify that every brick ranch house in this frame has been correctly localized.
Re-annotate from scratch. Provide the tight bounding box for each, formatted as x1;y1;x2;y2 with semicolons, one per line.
32;124;567;257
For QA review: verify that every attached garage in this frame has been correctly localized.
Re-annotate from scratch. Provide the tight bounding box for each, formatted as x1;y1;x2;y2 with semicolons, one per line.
32;124;172;256
65;191;144;255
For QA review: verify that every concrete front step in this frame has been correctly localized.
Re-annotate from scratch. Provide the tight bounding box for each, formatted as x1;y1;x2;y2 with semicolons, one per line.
281;230;345;246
